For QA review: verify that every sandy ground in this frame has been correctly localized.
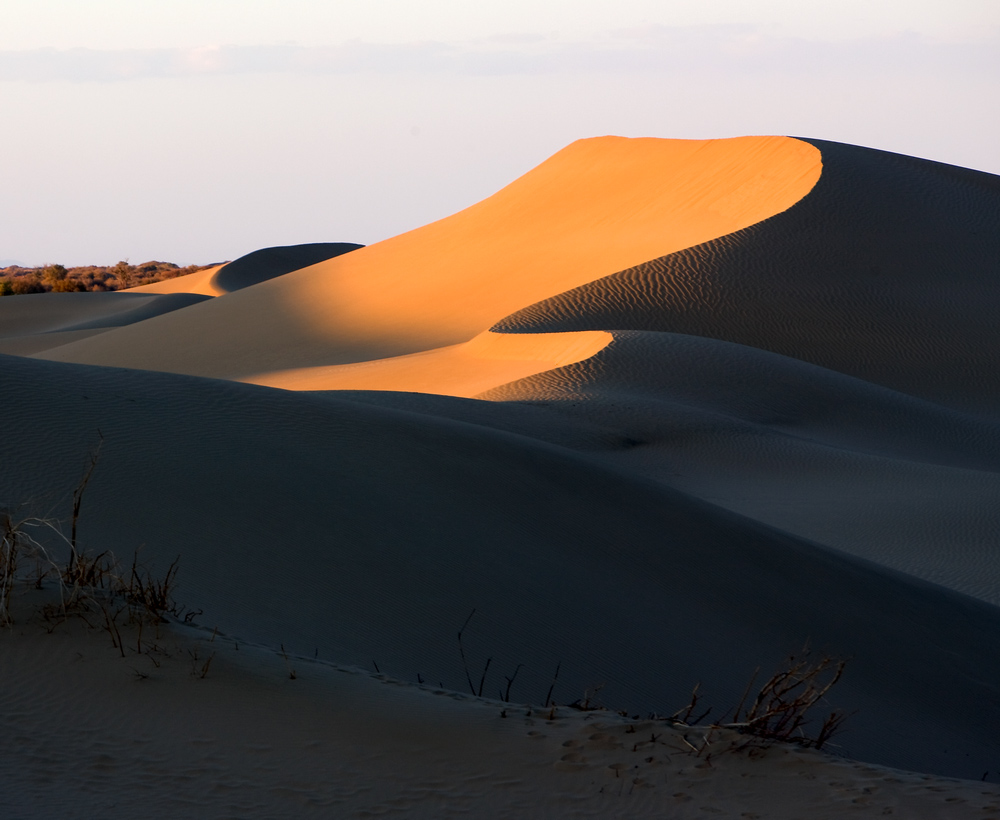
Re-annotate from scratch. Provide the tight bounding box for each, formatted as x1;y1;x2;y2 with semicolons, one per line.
3;135;1000;816
3;588;997;819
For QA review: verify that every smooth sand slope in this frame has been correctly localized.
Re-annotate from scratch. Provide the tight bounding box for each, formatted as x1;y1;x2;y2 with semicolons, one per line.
474;330;1000;606
36;136;821;394
0;291;211;355
0;244;361;355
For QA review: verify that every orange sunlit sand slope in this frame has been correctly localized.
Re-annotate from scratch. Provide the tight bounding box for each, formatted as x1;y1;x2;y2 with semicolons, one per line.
38;136;821;396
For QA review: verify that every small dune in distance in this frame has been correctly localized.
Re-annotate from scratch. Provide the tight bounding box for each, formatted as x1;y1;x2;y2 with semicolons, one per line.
1;135;999;818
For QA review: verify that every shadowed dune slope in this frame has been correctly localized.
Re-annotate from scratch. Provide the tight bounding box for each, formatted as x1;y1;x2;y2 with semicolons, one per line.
495;139;1000;414
35;136;821;380
209;242;363;293
470;331;1000;604
0;292;212;338
0;292;212;355
128;243;363;297
1;353;999;781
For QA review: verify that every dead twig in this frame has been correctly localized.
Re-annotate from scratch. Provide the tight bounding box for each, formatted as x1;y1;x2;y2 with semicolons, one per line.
70;434;103;573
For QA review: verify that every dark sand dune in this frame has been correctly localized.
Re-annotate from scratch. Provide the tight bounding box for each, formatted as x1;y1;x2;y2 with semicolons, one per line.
1;352;999;782
495;139;1000;414
0;291;211;354
210;242;363;293
478;331;1000;604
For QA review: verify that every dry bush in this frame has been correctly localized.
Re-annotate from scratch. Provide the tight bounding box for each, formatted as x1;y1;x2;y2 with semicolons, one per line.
9;274;44;294
122;552;181;625
727;653;848;749
673;651;850;752
3;444;188;656
1;511;63;626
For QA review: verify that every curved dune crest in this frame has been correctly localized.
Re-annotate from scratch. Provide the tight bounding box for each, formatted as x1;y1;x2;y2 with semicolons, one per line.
496;139;1000;413
251;329;613;397
37;136;822;385
127;264;229;296
126;243;363;297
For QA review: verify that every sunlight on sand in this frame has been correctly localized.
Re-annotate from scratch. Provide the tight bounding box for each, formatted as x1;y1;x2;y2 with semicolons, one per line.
126;264;228;296
251;329;613;397
37;136;821;388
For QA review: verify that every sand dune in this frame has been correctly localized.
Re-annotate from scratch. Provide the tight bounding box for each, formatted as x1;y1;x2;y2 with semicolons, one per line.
251;329;612;397
129;242;363;297
480;330;1000;605
495;138;1000;414
2;352;999;784
3;135;1000;815
0;291;211;354
36;136;821;382
126;263;229;295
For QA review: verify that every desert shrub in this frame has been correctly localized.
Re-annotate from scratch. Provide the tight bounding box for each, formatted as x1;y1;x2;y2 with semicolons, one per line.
111;260;134;289
0;279;12;296
42;264;68;288
51;278;84;293
9;274;44;294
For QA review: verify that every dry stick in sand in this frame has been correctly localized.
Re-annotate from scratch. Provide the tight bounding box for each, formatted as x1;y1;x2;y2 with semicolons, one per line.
279;644;297;680
2;511;74;626
457;608;492;697
501;664;523;702
70;433;103;574
544;661;561;707
0;513;25;626
671;682;713;726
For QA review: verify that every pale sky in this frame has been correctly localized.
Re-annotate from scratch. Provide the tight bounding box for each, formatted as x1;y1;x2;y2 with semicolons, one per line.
1;1;997;265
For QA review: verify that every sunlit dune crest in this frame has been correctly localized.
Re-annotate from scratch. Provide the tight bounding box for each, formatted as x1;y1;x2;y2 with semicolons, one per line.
36;135;821;391
251;329;613;396
125;243;363;297
126;263;228;296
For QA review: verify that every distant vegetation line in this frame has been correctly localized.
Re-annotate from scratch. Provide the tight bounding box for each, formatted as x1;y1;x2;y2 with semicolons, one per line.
0;260;225;295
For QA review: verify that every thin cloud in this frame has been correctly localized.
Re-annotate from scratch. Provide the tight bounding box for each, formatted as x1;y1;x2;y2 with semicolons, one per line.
0;27;995;82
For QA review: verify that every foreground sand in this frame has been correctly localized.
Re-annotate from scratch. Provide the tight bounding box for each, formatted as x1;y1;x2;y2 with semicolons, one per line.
3;135;1000;815
3;590;996;819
